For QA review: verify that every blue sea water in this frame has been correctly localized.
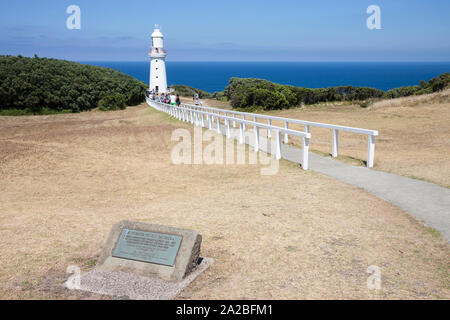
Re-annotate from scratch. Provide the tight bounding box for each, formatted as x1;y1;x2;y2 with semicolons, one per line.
79;61;450;93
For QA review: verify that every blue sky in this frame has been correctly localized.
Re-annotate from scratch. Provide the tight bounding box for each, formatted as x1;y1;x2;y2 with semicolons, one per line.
1;0;449;61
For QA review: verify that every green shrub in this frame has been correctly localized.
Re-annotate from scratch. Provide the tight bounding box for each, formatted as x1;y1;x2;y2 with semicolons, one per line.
171;85;213;98
0;55;147;114
222;73;449;110
98;93;126;111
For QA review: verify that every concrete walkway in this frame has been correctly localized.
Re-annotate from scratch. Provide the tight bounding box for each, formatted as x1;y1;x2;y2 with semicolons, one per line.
220;124;450;243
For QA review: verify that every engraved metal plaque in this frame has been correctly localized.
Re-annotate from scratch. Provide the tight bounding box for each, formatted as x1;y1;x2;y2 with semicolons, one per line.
112;229;182;266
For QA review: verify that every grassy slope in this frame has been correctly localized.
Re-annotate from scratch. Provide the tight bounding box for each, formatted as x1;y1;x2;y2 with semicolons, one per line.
0;103;448;299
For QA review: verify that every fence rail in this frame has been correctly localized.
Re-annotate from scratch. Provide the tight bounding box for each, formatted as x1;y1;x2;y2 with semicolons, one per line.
180;103;378;168
147;99;311;169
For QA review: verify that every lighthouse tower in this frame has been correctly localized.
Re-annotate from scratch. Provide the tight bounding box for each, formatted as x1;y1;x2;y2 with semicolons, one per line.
149;25;168;93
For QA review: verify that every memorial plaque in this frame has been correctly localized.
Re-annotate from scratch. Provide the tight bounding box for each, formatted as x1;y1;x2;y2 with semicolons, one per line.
97;220;203;281
112;229;182;266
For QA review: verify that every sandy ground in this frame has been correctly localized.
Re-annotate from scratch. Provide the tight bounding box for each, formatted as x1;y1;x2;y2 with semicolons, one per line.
200;90;450;188
0;104;448;299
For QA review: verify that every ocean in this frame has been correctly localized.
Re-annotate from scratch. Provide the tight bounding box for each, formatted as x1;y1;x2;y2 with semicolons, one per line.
79;61;450;93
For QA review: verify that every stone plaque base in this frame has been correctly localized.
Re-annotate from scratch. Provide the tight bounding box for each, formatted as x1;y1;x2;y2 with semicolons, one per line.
97;220;202;281
66;257;213;300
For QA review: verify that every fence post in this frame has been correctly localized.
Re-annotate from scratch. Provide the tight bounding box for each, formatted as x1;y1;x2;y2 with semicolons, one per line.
254;126;260;152
233;114;237;128
367;135;375;168
209;114;213;130
305;125;310;134
226;118;231;138
239;122;244;144
284;121;289;143
217;116;222;134
242;115;246;130
332;129;339;158
267;119;272;138
275;130;282;160
302;137;309;170
201;113;205;127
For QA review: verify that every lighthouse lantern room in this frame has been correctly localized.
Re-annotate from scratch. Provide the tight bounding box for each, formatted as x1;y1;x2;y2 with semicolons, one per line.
149;25;168;94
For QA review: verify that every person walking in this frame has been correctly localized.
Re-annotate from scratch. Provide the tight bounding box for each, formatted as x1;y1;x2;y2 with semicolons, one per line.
193;93;199;106
176;95;181;107
170;93;176;106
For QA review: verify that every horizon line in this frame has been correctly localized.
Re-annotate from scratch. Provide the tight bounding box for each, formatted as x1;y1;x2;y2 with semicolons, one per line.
76;60;450;63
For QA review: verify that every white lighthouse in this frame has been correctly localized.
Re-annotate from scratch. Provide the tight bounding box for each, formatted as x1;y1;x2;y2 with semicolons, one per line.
149;25;168;93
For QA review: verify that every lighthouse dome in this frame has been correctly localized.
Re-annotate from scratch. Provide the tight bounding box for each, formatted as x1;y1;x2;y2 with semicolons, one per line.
151;29;163;38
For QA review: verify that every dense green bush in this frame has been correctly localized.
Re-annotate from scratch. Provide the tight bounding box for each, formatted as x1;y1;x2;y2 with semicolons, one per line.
384;86;419;99
0;55;148;114
223;73;449;110
171;85;213;98
224;78;386;110
211;91;227;101
98;93;126;111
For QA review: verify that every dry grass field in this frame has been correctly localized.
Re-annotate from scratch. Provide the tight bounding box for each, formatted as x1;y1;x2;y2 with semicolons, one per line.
201;89;450;188
0;104;448;299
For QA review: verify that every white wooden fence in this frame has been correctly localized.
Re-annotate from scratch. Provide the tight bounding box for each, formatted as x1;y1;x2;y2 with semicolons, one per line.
179;103;379;168
148;99;312;170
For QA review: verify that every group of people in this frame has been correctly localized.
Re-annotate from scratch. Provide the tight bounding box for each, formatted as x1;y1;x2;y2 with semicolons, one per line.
147;90;181;107
146;90;203;108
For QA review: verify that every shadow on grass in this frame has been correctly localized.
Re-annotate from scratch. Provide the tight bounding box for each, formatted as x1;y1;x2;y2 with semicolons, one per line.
311;149;367;167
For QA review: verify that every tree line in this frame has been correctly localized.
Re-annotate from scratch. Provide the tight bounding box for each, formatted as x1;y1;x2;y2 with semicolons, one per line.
0;55;148;114
222;73;450;110
171;85;213;99
1;55;448;114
